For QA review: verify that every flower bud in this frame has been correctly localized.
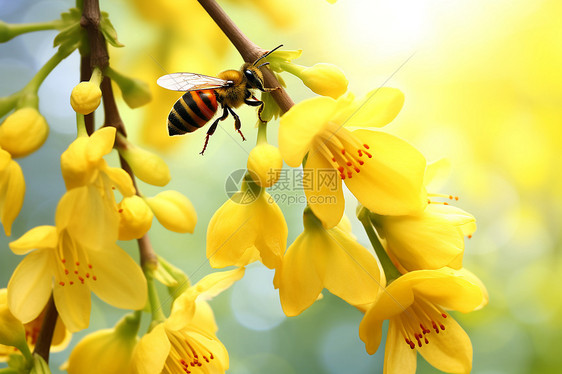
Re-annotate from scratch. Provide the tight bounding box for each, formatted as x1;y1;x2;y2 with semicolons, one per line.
300;63;348;99
119;140;171;187
118;195;153;240
70;81;102;115
0;289;28;354
0;149;25;236
30;354;51;374
0;108;49;158
146;190;197;233
247;143;283;187
66;314;139;374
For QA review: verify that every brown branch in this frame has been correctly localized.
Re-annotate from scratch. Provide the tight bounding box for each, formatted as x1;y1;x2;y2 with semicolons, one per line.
80;55;95;135
32;295;58;363
196;0;294;114
80;0;109;71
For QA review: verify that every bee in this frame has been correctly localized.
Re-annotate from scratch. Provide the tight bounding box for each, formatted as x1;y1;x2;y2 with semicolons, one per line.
157;45;283;154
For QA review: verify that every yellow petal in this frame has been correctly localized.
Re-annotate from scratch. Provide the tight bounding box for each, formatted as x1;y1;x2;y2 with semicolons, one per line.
101;164;136;197
147;190;197;233
383;320;417;373
130;323;169;374
423;158;451;189
417;315;473;374
9;225;57;255
279;96;336;167
0;160;25;236
60;137;91;190
86;127;116;163
7;251;53;324
303;148;344;229
53;278;92;332
87;244;147;311
359;314;385;355
345;130;426;216
0;289;27;351
343;87;405;128
279;210;382;316
376;207;466;271
206;192;286;269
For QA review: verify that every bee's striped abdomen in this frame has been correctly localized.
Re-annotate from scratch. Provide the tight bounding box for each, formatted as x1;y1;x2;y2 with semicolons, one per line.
167;90;219;136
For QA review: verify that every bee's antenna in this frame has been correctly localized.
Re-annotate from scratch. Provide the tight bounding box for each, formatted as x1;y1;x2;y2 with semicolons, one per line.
256;62;270;69
253;44;283;66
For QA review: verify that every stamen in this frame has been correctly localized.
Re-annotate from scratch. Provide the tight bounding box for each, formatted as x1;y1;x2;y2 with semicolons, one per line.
398;297;448;349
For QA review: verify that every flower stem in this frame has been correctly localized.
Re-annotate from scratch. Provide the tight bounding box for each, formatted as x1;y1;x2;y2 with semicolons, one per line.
0;20;62;41
145;268;166;326
32;294;58;364
196;0;294;114
357;206;401;283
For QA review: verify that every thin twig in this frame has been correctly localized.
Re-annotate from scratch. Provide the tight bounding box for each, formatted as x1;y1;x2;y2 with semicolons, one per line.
32;294;58;363
196;0;294;114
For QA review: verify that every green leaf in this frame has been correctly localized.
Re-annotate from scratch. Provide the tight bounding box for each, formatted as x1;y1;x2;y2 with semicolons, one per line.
100;11;124;48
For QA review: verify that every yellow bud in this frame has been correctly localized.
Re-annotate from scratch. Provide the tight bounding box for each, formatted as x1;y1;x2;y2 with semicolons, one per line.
300;63;348;99
119;142;171;187
146;190;197;233
247;144;283;187
0;149;25;236
70;81;102;115
0;289;28;353
0;108;49;158
66;315;139;374
118;195;153;240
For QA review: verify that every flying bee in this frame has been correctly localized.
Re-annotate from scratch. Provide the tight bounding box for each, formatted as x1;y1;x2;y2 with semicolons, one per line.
157;45;283;154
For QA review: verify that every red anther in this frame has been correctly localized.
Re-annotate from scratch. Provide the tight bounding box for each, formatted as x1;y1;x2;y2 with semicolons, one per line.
118;209;123;213
69;281;74;285
347;171;353;178
79;276;85;284
180;359;188;367
338;166;344;173
439;324;445;331
340;174;346;180
455;196;459;200
363;144;370;149
86;273;90;278
76;262;80;266
346;161;352;166
112;186;116;190
341;149;346;155
210;354;214;360
62;259;66;263
441;313;447;318
332;157;336;162
74;270;78;275
358;160;364;165
424;337;429;344
444;202;449;205
449;195;453;199
88;264;93;269
364;151;372;158
358;150;363;156
65;269;69;275
468;235;472;239
59;282;65;286
92;276;97;281
354;167;360;173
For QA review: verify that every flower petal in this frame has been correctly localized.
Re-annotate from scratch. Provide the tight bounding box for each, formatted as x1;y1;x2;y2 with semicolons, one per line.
279;96;336;167
7;250;53;324
344;87;405;128
417;314;473;374
345;130;426;216
131;323;170;374
383;319;417;374
87;244;147;311
86;127;116;163
359;314;385;355
9;225;57;255
53;280;91;332
0;160;25;236
304;149;344;229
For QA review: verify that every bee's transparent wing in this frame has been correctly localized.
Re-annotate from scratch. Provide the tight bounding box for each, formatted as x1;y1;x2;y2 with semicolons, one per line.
157;73;231;92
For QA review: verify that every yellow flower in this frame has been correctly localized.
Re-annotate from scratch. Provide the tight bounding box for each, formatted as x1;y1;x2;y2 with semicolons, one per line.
118;137;171;187
276;208;383;316
1;288;71;362
371;203;476;272
0;288;28;357
206;183;287;270
359;268;487;374
0;107;49;158
118;195;153;240
246;143;283;187
279;91;426;228
146;190;197;233
291;63;348;99
130;268;244;374
7;218;147;332
66;314;139;374
70;68;103;115
0;148;25;236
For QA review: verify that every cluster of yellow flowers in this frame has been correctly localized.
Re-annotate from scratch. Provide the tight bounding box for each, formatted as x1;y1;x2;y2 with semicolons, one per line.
0;1;487;373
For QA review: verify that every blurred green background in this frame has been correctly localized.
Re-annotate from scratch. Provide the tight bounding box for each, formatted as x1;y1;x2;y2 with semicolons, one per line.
1;0;561;373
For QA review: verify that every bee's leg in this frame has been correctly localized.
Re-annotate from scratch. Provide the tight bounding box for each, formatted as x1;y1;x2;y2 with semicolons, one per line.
244;97;266;123
200;107;229;155
226;107;246;141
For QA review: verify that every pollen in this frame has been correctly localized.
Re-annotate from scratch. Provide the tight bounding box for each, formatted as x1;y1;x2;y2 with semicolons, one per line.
316;123;371;180
397;297;448;350
167;330;218;374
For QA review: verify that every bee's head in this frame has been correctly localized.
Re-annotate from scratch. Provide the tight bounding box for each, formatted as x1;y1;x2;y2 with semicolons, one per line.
243;64;266;92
